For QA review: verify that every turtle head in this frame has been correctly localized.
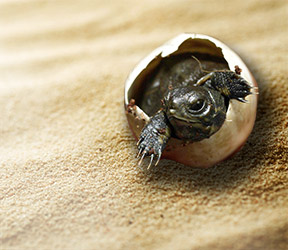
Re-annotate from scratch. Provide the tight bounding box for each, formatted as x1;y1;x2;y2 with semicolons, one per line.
164;86;227;141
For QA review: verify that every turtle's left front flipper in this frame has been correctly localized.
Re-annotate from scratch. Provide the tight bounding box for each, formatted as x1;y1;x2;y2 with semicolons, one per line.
137;110;171;169
197;71;252;102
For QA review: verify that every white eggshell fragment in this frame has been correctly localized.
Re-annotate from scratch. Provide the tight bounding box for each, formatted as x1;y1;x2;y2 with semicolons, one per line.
125;33;258;168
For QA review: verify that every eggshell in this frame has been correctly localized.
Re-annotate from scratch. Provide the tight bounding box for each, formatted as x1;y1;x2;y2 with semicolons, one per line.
125;33;258;168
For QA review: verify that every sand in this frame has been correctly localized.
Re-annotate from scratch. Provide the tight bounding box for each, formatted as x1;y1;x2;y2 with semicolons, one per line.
0;0;287;249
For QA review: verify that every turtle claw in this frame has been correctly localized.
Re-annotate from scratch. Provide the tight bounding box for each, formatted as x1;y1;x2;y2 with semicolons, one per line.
137;133;163;169
136;142;163;170
138;152;146;166
147;154;154;170
136;134;162;169
137;151;161;170
136;110;171;169
235;97;249;103
137;148;142;158
155;152;162;167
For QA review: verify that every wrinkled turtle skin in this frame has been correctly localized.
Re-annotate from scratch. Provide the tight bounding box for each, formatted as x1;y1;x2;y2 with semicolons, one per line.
137;54;252;167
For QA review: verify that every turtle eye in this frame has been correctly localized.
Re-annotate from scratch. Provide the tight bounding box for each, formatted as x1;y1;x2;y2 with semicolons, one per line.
190;99;205;111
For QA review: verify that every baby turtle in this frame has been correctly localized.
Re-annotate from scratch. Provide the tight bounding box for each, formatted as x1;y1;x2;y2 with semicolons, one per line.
137;55;252;168
125;34;258;168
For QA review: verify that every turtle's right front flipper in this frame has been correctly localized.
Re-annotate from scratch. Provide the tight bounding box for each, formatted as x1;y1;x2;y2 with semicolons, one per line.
137;110;171;169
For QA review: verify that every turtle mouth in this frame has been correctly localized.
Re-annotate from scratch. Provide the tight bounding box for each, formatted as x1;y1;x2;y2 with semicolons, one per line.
168;114;202;125
168;113;212;140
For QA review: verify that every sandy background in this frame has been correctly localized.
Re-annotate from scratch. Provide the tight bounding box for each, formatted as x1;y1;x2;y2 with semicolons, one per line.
0;0;287;249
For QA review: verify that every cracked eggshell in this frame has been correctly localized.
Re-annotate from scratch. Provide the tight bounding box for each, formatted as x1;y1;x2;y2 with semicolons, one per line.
124;33;258;168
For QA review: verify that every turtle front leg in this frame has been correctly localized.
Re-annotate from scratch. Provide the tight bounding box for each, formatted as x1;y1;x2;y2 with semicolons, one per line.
196;70;252;102
137;110;171;169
